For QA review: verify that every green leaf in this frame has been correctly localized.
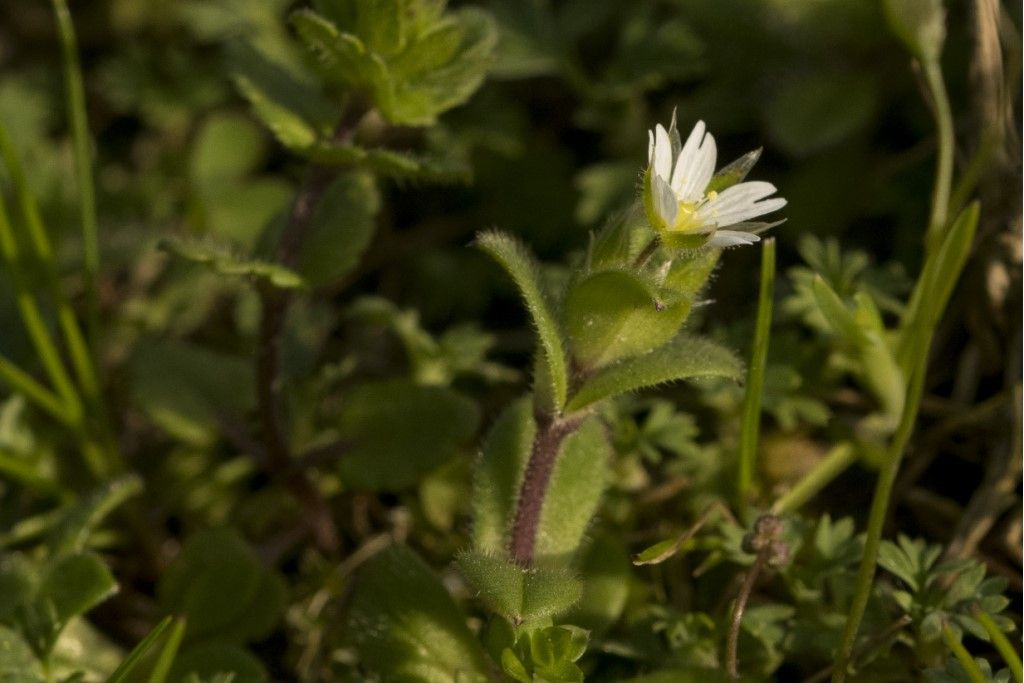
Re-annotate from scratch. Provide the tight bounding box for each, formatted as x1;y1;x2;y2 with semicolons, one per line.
534;416;610;563
456;550;583;624
765;71;879;157
0;625;43;682
158;527;285;644
564;269;692;368
812;278;905;419
476;231;569;411
897;203;980;374
130;339;256;447
292;172;380;287
189;114;268;184
336;379;480;491
566;335;742;412
304;140;471;183
565;533;631;634
883;0;946;62
159;236;305;290
471;397;536;554
39;552;117;625
346;545;490;681
0;554;37;622
47;476;143;557
234;75;318;150
106;616;182;683
169;643;266;683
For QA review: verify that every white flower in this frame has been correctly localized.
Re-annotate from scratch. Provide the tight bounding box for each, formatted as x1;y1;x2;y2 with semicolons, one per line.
644;117;786;248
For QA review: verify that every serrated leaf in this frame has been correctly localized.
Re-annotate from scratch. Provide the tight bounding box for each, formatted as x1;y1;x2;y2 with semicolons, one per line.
566;335;742;412
336;379;480;491
159;236;305;289
456;550;583;624
476;231;569;411
472;397;536;554
347;545;490;681
39;552;117;625
290;9;388;88
534;416;609;562
564;269;691;368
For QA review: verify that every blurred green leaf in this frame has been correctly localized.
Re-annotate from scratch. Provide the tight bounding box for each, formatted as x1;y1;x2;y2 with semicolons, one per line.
47;476;143;557
158;527;285;644
39;552;116;626
336;379;480;491
765;71;878;157
292;172;380;287
0;625;43;682
346;545;490;681
159;236;306;290
130;339;255;447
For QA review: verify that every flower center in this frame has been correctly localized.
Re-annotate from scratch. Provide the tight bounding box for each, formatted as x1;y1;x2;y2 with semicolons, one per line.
671;191;717;233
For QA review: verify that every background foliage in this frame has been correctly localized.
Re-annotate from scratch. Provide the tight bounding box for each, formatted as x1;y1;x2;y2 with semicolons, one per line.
0;0;1019;680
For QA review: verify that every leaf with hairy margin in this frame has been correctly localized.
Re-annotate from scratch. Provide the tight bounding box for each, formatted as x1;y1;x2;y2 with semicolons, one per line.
476;231;569;411
566;335;742;412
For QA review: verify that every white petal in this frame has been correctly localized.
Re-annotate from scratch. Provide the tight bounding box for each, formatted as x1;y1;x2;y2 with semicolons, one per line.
647;130;654;163
696;181;786;227
676;131;717;202
670;120;706;195
706;230;761;248
653;124;672;181
652;173;678;227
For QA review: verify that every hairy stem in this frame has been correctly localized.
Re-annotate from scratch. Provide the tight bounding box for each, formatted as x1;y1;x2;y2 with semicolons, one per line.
508;414;583;565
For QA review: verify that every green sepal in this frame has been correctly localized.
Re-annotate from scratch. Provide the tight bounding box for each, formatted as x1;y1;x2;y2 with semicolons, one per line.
456;550;583;624
159;236;306;290
563;269;691;369
705;148;763;193
662;248;720;296
471;397;536;554
346;545;490;681
566;335;742;412
476;231;569;411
